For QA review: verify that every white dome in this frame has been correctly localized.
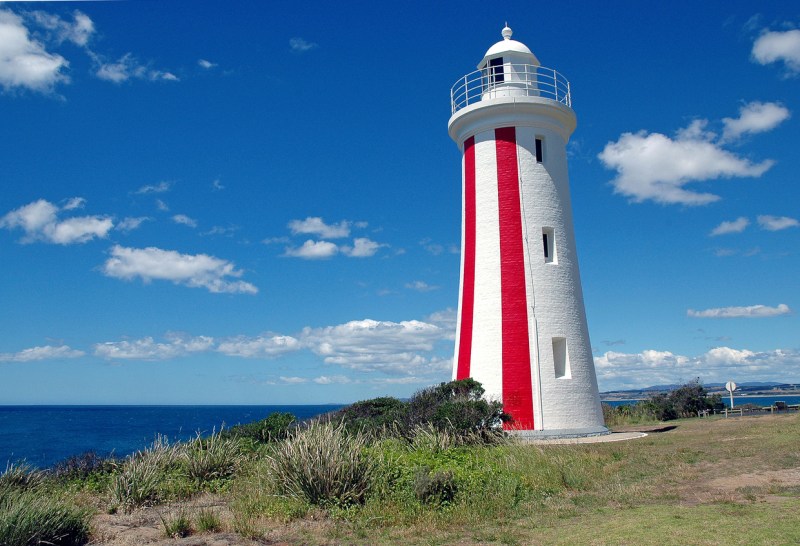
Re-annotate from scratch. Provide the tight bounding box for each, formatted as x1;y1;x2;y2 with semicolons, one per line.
478;25;539;68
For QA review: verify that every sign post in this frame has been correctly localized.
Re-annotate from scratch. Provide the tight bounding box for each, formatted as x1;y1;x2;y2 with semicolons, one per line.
725;381;737;409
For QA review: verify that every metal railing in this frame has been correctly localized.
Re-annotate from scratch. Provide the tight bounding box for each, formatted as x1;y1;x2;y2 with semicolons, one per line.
450;64;572;114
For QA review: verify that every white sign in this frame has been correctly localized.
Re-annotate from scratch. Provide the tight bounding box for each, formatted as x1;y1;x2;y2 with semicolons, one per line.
725;381;737;392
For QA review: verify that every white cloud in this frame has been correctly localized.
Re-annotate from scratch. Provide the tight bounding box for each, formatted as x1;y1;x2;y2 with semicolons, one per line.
284;239;339;259
197;59;216;69
405;280;438;292
0;198;113;244
135;181;172;195
156;199;169;212
212;179;225;191
687;304;791;319
289;37;317;53
29;10;94;47
710;217;749;236
95;53;178;83
341;238;386;258
102;245;258;294
217;335;301;358
721;101;790;141
172;214;197;228
313;375;352;385
279;376;308;384
0;344;84;363
599;117;774;206
288;217;350;239
596;346;800;391
116;216;150;232
0;8;68;92
94;335;214;360
752;28;800;74
301;319;448;374
757;215;799;231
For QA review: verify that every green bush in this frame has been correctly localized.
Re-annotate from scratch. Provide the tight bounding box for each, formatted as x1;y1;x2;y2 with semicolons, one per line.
414;468;458;505
0;485;90;546
222;412;296;444
268;421;376;507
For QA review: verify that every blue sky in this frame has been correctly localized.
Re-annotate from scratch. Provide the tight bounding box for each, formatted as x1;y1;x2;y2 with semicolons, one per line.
1;0;798;404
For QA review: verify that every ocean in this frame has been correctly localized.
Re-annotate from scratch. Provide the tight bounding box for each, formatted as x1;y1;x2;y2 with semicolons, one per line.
0;405;343;469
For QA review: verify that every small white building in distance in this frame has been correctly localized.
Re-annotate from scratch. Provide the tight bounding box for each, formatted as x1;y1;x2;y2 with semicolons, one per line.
449;26;607;437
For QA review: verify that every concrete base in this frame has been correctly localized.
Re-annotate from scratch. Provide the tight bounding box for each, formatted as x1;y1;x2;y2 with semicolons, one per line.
509;426;610;440
515;431;648;445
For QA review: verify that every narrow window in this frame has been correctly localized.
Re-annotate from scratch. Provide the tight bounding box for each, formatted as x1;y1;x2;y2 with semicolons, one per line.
542;227;555;263
553;337;570;379
489;57;504;83
535;137;543;163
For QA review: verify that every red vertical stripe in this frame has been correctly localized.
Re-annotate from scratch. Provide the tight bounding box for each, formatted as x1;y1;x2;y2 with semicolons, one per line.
495;127;535;430
456;137;476;380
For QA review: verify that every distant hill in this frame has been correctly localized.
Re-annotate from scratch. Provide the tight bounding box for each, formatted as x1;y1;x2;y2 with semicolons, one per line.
602;381;799;397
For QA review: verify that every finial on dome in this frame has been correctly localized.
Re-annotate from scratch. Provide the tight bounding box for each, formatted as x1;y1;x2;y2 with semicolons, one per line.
501;24;512;40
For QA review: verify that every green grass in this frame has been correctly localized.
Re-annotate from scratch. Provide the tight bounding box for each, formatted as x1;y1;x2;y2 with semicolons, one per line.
0;484;91;546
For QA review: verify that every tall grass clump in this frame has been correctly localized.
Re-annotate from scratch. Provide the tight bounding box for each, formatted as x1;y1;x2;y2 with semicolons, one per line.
1;461;44;490
268;421;376;507
109;435;182;512
0;483;90;546
183;429;243;485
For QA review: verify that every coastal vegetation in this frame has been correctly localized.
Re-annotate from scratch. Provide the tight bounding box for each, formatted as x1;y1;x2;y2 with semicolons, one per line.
1;380;798;544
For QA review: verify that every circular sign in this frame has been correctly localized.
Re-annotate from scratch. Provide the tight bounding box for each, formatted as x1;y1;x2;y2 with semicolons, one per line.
725;381;737;392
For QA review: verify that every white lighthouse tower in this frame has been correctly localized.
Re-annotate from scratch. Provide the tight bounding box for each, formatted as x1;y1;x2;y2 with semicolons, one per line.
449;26;606;436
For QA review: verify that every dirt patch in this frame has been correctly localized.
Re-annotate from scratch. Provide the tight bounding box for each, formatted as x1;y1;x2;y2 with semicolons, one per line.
89;495;265;546
679;467;800;506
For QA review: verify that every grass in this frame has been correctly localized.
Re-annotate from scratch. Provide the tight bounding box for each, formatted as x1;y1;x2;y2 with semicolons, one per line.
8;405;798;544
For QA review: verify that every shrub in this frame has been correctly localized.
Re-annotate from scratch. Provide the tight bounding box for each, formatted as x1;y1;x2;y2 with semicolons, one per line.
222;412;296;444
183;430;243;485
0;486;90;546
160;507;192;538
268;421;376;506
195;508;222;532
109;435;182;512
52;451;117;481
414;468;458;505
328;397;405;435
0;461;44;490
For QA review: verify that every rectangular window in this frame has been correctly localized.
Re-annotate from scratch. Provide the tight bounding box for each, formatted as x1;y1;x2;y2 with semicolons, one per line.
489;57;504;83
535;137;543;163
553;337;570;379
542;227;555;263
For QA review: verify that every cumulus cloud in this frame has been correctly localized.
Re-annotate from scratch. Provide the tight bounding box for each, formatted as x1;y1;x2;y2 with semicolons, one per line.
301;319;448;375
752;28;800;74
595;346;800;391
1;198;113;244
721;101;790;141
313;375;352;385
197;59;216;69
341;238;386;258
102;245;258;294
0;8;68;92
599;116;775;206
0;344;84;362
95;53;178;83
94;334;214;360
217;335;301;358
757;215;799;231
687;304;791;319
288;217;350;239
710;217;749;236
284;239;339;259
172;214;197;228
289;37;317;53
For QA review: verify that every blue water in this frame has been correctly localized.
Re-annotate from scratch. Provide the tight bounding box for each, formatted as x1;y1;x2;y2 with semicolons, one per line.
0;405;343;469
603;395;800;409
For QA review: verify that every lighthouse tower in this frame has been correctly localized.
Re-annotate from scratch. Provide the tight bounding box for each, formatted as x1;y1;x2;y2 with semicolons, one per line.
449;26;606;436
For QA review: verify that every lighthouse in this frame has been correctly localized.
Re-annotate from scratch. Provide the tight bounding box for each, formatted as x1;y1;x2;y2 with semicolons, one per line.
449;26;606;436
